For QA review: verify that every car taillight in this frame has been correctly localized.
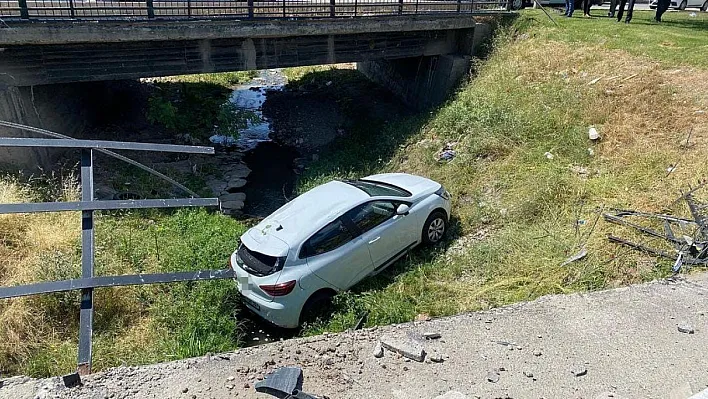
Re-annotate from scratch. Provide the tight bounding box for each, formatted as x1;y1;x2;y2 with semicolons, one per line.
259;280;296;297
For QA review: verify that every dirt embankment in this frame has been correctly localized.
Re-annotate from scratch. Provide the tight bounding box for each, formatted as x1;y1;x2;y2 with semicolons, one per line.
2;274;708;399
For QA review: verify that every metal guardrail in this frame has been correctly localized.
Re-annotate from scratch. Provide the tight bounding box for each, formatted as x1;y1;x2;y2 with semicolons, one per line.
0;123;235;375
0;0;509;22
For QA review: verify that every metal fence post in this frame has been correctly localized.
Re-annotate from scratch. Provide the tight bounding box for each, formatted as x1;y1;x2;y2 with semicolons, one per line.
330;0;335;17
248;0;254;18
69;0;75;17
187;0;192;17
77;149;94;375
147;0;155;18
398;0;403;14
282;0;286;18
457;0;461;12
354;0;357;16
18;0;29;19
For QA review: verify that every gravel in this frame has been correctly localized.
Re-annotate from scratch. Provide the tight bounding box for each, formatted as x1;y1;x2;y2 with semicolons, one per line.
2;274;708;399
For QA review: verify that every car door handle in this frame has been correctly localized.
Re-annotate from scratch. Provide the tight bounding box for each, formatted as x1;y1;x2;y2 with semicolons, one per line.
368;237;381;244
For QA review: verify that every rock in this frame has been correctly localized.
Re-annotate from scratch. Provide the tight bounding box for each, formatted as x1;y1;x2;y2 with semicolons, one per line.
423;332;441;340
429;354;445;363
220;192;247;202
229;164;252;179
486;370;500;383
434;392;469;399
226;376;235;382
589;127;601;140
571;365;588;377
523;371;534;378
372;342;384;358
533;349;542;357
226;178;247;191
181;387;189;393
415;313;431;322
678;324;695;334
244;382;250;388
379;335;426;362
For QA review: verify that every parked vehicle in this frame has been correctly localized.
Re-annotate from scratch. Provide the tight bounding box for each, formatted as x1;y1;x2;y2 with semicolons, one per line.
229;173;451;328
518;0;603;9
649;0;707;10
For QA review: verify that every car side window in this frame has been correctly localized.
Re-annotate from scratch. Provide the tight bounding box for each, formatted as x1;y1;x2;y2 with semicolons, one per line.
303;218;354;257
346;201;396;235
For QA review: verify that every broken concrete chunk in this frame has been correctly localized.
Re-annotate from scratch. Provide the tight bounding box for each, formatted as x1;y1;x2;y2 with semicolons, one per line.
434;392;469;399
379;335;426;362
678;324;695;334
486;370;500;383
571;365;587;377
372;342;384;358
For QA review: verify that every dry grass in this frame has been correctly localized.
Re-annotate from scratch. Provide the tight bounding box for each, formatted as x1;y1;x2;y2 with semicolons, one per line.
0;176;81;372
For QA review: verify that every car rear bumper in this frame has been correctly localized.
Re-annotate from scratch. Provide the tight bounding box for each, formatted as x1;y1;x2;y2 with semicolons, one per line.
239;290;299;329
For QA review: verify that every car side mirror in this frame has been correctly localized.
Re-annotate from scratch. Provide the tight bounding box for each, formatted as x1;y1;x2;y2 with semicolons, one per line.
396;204;410;215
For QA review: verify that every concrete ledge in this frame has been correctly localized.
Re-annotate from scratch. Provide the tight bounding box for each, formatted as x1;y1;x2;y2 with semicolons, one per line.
0;13;514;46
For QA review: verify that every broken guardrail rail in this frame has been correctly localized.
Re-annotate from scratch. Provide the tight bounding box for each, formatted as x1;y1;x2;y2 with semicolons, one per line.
604;183;708;273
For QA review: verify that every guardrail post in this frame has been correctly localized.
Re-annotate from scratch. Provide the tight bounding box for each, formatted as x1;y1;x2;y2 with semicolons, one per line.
330;0;335;17
69;0;75;17
147;0;155;18
398;0;403;14
354;0;357;16
457;0;462;12
18;0;29;19
282;0;286;18
77;149;95;375
187;0;192;17
248;0;254;18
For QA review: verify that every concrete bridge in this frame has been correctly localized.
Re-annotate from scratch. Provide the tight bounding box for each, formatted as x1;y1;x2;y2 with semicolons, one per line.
0;2;512;166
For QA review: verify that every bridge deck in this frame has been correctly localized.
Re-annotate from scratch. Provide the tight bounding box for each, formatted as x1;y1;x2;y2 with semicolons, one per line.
1;0;507;22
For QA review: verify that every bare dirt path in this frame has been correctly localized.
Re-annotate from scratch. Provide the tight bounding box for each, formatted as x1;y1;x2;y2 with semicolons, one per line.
2;273;708;399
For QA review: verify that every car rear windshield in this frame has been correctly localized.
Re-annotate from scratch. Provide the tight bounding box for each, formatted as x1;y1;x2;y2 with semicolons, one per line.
345;180;412;197
237;244;284;277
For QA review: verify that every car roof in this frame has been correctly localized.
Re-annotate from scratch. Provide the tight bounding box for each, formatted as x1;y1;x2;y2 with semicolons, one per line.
247;180;369;250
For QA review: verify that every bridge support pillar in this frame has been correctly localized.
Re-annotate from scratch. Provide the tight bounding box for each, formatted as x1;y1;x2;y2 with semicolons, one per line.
357;54;470;110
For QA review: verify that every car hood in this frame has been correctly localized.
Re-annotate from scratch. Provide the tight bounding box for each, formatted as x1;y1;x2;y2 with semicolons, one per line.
241;224;290;257
364;173;441;199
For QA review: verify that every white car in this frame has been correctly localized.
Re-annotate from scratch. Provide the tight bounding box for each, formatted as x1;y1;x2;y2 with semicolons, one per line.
229;173;451;328
650;0;707;10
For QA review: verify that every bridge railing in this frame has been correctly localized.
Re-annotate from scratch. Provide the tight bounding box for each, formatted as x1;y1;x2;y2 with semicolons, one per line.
1;0;507;21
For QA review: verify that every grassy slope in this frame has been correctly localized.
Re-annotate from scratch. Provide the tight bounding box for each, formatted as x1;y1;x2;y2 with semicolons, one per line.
297;10;708;333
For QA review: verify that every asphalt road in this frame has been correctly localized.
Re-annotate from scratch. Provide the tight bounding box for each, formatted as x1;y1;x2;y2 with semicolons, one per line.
2;274;708;399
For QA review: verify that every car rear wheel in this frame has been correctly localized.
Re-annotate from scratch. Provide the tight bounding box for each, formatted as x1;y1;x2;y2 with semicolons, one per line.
422;210;448;245
678;0;686;9
299;290;335;326
702;0;707;11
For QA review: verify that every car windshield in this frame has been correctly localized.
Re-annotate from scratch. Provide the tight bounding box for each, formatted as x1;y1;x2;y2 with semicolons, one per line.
345;179;412;197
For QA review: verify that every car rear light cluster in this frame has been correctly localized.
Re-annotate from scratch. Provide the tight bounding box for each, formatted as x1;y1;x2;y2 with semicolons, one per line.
435;186;451;200
259;280;297;297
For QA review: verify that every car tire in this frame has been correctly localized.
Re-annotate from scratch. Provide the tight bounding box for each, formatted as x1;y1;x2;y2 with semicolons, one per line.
511;0;524;10
678;0;686;9
422;210;448;245
299;290;335;326
702;0;707;11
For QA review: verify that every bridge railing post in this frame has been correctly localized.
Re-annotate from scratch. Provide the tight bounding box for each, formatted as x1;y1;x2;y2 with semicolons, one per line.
187;0;192;18
18;0;29;19
457;0;461;12
248;0;254;18
329;0;335;17
398;0;403;14
147;0;155;18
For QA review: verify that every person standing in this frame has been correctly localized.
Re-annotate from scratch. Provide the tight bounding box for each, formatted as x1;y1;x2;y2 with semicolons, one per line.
565;0;575;16
655;0;670;21
616;0;635;22
582;0;592;16
608;0;617;17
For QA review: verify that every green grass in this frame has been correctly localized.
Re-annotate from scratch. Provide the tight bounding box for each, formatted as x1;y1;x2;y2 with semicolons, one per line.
522;9;708;67
297;13;708;334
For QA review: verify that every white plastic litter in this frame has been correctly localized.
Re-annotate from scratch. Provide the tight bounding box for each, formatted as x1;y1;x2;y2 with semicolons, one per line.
544;152;554;160
588;127;601;140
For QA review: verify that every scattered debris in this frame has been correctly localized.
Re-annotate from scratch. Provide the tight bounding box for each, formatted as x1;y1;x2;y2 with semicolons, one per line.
588;148;595;156
423;332;441;340
372;342;384;359
689;12;697;17
208;134;237;147
588;77;602;85
589;126;601;140
523;371;534;378
544;151;554;160
486;369;500;383
255;366;304;397
429;354;445;363
678;324;695;334
561;247;588;267
533;349;542;356
571;365;588;377
62;373;82;388
379;335;426;362
415;313;432;322
605;187;708;272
